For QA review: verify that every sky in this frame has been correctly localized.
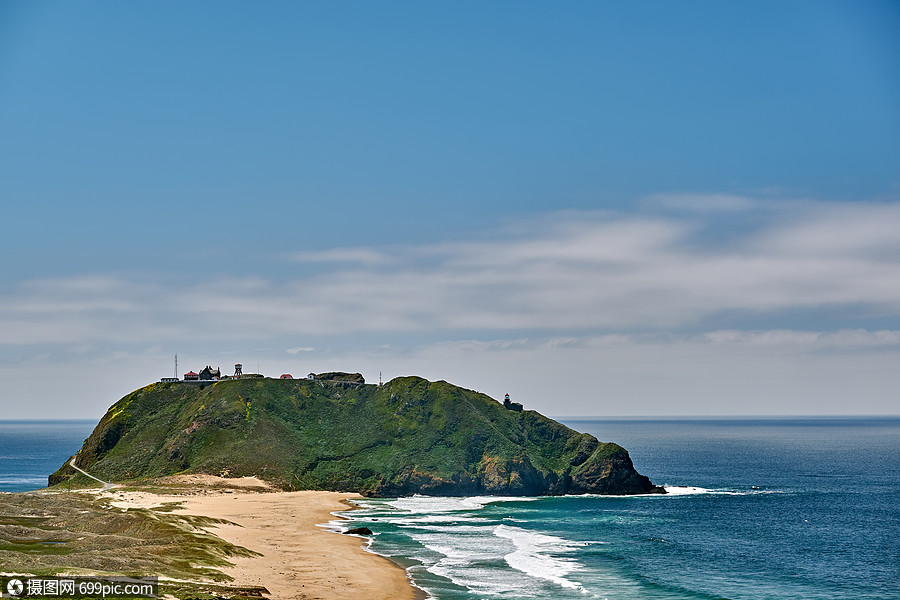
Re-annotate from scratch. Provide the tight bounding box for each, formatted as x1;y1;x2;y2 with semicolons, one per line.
1;1;899;418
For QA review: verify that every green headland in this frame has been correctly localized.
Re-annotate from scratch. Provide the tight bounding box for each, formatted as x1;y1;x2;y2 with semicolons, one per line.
50;374;663;496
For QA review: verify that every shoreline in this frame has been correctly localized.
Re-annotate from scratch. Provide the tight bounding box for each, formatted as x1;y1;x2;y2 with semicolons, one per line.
108;482;424;600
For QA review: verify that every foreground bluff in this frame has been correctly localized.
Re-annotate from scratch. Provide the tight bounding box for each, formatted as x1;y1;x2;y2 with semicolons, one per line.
50;376;664;496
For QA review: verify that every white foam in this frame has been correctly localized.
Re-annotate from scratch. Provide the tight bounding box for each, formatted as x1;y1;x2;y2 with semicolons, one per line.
663;485;715;495
427;562;516;596
405;524;486;533
393;513;486;525
317;519;345;534
342;495;590;596
662;485;783;496
415;529;524;595
0;476;45;485
494;524;585;590
385;495;536;514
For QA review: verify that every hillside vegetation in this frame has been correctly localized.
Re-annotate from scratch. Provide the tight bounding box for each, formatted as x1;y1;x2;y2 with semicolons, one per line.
50;376;662;496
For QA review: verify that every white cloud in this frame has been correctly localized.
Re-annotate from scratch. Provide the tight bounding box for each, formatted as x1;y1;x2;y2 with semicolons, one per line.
4;195;898;417
381;331;900;416
647;192;760;212
2;198;900;346
4;329;896;419
286;346;315;354
701;328;900;347
751;202;900;259
289;247;391;264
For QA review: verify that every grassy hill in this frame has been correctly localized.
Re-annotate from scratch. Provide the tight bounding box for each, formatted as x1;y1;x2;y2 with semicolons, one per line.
50;376;662;496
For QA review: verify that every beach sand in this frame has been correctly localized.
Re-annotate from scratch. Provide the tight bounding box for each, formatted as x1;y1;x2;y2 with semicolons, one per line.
109;481;422;600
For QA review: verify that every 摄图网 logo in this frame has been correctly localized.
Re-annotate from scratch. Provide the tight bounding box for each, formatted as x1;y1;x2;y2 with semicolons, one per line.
6;579;24;596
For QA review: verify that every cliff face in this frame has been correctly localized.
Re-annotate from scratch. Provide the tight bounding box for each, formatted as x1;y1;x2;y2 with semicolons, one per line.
50;376;664;496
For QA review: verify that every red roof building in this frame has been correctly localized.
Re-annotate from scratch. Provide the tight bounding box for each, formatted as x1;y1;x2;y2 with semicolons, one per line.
184;371;199;380
280;374;293;379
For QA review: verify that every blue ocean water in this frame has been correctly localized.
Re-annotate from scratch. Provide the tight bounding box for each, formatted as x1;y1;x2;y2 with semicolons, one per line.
337;418;900;600
0;421;96;492
3;418;898;598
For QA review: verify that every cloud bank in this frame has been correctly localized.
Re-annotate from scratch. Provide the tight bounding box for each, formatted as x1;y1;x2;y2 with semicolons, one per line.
3;196;899;417
3;199;900;345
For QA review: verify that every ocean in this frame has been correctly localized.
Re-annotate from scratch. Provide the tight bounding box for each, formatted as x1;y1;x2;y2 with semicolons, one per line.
2;418;898;599
335;418;900;600
0;420;96;493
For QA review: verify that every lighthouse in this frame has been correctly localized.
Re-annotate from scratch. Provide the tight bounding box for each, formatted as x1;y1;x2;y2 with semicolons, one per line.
503;393;523;412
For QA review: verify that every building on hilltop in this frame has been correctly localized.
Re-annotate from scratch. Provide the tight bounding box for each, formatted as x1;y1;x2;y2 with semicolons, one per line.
503;393;523;412
309;372;365;384
280;373;293;379
199;366;221;380
184;371;199;381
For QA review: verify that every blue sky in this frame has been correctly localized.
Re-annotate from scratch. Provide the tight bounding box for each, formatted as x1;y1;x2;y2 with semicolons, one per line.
1;1;899;418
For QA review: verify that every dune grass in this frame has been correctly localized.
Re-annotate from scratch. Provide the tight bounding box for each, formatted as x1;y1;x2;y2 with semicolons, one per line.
0;490;266;599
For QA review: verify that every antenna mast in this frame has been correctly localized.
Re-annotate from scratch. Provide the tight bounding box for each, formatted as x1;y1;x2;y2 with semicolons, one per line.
175;354;178;379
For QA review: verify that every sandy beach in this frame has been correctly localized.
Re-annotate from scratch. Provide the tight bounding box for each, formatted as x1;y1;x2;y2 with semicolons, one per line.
108;478;422;600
